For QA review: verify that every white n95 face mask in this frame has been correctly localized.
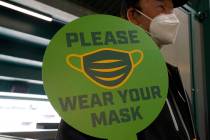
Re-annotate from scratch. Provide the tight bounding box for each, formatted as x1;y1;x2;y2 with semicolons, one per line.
135;9;180;46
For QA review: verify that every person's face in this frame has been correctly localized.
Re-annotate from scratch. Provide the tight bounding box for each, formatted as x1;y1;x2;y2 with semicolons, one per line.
127;0;174;31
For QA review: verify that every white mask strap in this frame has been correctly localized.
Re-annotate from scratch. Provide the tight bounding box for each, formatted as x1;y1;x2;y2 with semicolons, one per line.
135;9;153;21
133;9;152;36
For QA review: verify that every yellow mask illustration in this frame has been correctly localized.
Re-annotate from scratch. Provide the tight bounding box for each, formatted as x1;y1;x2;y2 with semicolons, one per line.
66;48;144;89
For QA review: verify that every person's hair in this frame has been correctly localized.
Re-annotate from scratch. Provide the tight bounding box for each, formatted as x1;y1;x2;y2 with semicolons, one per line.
120;0;141;19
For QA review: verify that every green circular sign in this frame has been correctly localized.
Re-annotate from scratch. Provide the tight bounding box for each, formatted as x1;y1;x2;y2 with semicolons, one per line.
42;15;168;140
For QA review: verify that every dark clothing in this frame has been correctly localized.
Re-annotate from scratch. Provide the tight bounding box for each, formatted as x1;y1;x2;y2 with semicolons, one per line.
56;64;197;140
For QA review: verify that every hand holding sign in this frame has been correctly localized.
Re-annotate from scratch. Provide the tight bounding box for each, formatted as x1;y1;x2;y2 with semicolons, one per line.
42;15;168;140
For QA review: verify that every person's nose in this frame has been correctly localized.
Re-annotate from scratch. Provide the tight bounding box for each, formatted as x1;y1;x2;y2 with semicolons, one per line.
163;1;174;14
164;7;173;14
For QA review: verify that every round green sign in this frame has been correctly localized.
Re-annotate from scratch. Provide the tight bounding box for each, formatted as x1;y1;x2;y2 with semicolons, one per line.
42;15;168;140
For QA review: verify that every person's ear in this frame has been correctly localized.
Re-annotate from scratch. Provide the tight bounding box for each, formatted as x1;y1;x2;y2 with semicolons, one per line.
127;7;139;25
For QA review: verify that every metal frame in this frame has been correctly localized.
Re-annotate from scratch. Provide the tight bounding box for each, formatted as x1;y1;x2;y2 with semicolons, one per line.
199;0;210;139
183;1;210;139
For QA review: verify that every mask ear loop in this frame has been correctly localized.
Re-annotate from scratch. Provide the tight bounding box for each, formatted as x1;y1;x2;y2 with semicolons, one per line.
132;9;152;36
135;9;153;21
66;54;83;72
134;9;162;47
